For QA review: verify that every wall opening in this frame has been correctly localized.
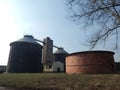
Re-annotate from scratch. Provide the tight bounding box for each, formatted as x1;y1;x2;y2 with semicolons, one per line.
57;67;60;72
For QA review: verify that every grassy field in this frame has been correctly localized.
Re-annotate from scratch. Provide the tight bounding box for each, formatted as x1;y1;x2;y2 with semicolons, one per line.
0;73;120;90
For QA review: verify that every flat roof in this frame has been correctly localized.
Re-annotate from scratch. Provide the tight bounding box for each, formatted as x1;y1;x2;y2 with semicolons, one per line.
66;50;115;57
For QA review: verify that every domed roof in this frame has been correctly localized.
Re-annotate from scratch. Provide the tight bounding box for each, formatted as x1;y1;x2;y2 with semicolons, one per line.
10;35;41;45
54;48;68;54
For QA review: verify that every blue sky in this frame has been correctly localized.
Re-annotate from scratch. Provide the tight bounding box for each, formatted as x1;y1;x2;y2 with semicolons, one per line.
0;0;119;65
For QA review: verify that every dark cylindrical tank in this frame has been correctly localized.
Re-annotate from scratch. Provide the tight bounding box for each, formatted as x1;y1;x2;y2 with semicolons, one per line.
114;62;120;73
66;51;115;74
7;35;43;73
53;48;68;72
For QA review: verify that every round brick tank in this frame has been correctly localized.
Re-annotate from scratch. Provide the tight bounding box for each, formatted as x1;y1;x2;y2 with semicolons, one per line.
66;51;115;74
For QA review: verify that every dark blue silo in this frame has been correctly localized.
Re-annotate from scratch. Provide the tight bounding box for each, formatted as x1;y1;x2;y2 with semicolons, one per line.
53;48;68;72
7;35;43;73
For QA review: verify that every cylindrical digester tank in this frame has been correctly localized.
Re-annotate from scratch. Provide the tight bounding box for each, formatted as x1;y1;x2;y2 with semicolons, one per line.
54;48;68;63
7;35;43;73
66;51;115;74
53;48;68;72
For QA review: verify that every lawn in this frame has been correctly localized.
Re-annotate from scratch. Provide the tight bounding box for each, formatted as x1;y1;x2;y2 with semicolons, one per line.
0;73;120;90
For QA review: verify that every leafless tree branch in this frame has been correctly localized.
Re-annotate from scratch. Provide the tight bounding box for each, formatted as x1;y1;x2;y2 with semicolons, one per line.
67;0;120;50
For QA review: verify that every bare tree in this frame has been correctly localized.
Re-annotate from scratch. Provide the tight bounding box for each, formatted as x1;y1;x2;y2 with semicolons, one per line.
67;0;120;49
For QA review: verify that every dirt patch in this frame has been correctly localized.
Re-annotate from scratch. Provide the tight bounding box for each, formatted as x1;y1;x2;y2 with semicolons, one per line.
0;86;13;90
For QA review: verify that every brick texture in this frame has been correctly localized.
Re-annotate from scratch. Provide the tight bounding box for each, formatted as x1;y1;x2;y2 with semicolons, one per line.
66;51;115;74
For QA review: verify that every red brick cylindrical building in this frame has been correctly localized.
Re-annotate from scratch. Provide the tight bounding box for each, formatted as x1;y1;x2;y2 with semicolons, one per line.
66;51;115;74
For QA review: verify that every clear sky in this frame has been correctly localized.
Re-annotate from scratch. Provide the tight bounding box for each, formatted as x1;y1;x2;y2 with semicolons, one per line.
0;0;120;65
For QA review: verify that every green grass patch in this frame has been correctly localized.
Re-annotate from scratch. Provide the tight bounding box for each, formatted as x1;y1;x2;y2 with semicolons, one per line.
0;73;120;90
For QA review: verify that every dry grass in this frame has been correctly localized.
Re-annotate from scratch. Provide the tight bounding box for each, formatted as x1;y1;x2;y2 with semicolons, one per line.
0;73;120;90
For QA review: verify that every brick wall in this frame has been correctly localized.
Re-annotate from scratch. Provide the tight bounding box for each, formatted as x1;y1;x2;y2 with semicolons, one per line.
66;51;115;74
